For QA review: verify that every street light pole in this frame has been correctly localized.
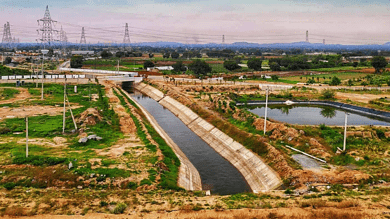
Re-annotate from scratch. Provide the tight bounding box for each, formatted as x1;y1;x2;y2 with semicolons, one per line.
343;113;349;151
264;86;269;134
41;49;49;100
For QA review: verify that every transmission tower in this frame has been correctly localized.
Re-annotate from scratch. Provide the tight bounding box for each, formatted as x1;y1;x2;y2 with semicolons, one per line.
323;39;325;45
2;24;7;44
222;35;225;44
2;22;13;47
37;5;58;45
59;26;68;44
306;30;309;43
80;27;86;44
123;23;130;44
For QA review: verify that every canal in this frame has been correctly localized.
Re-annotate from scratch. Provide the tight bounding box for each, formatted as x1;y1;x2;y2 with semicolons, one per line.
132;92;251;195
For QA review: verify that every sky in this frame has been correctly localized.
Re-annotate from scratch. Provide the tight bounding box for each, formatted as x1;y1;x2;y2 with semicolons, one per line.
1;0;390;45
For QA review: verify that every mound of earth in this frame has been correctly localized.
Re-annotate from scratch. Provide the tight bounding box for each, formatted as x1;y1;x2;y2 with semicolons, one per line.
77;108;102;126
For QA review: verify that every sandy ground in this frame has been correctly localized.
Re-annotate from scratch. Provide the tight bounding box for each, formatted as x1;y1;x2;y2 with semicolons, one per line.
335;92;390;104
0;105;80;121
1;207;386;219
0;87;31;104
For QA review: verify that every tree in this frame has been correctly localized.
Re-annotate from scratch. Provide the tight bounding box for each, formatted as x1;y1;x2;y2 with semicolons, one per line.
171;51;180;59
321;88;336;99
188;60;211;76
271;75;279;81
269;62;281;71
247;58;263;71
329;76;341;86
101;51;113;59
223;60;241;71
143;60;155;69
70;55;83;68
148;53;154;58
172;61;186;73
4;57;12;65
352;62;359;68
163;52;170;59
347;79;353;86
116;51;125;58
371;56;387;73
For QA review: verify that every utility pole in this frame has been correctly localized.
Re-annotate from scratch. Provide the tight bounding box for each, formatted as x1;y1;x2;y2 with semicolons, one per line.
264;86;269;134
41;50;49;100
117;59;120;75
343;113;349;151
62;76;66;133
25;116;28;157
306;30;309;43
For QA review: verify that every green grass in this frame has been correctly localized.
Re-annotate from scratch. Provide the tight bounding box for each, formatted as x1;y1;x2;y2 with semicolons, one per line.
113;88;182;191
310;66;370;72
0;88;20;100
285;72;368;84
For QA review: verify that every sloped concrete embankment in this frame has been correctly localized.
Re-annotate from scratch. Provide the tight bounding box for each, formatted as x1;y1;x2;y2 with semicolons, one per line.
120;87;202;191
135;83;282;192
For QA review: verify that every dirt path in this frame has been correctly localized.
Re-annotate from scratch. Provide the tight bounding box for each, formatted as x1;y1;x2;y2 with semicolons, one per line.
335;92;390;104
0;87;31;105
0;105;79;121
0;207;384;219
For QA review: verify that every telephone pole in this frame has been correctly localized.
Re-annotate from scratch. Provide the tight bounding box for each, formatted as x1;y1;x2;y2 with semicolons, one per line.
306;30;309;43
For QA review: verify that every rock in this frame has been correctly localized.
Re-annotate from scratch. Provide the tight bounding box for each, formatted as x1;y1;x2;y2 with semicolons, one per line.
205;190;211;196
77;186;83;189
53;137;67;145
68;162;73;170
96;136;103;141
286;128;299;139
87;135;97;140
78;137;88;143
309;138;322;147
363;132;372;139
299;130;305;135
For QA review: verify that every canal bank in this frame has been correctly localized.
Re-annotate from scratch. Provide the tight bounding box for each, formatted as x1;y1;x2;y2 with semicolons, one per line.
135;83;282;193
119;88;202;191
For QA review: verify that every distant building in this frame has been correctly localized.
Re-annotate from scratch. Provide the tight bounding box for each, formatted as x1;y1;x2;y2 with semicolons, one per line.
147;66;174;71
71;51;95;56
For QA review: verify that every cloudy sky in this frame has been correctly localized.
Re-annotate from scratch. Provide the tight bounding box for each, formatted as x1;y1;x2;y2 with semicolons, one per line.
1;0;390;44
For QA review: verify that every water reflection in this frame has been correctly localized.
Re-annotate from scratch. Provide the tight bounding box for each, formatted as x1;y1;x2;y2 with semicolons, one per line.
249;105;390;126
320;107;337;119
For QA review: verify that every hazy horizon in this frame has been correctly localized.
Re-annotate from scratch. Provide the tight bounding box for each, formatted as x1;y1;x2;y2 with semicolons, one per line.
1;0;390;45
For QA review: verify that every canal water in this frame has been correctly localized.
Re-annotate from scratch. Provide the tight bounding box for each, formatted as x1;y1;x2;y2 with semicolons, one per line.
132;92;251;195
249;105;390;126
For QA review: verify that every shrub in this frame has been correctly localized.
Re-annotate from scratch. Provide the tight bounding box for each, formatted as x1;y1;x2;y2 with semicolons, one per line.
112;203;127;214
3;182;16;190
329;76;341;86
321;88;336;99
127;182;138;189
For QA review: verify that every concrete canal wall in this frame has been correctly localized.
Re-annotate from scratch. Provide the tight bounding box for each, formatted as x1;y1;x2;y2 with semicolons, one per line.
135;83;282;192
121;88;202;191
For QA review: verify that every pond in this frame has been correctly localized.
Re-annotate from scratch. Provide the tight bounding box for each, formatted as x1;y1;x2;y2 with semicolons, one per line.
248;105;390;126
132;92;251;195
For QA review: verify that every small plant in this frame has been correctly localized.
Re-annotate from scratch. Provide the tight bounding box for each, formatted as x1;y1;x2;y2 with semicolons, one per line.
112;203;127;214
3;182;15;190
100;201;108;207
321;88;336;99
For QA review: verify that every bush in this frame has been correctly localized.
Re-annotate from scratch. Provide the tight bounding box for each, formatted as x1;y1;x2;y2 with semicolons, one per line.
329;76;341;86
127;182;138;189
112;203;127;214
13;156;68;166
3;182;16;190
271;75;279;80
321;88;336;99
